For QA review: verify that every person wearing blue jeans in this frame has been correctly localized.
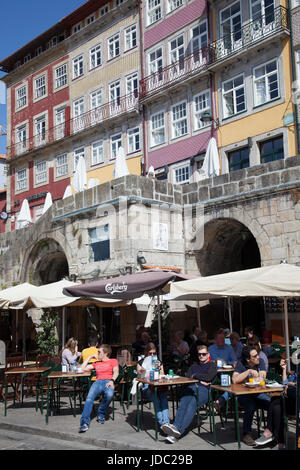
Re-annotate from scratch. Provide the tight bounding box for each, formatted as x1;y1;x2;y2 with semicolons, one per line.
137;343;170;427
78;344;119;433
161;344;217;443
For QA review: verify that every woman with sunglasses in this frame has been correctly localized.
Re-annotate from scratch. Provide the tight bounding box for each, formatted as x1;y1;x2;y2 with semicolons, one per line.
137;342;170;429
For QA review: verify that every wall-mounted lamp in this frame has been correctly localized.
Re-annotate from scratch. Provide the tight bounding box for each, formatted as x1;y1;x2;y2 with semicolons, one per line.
200;111;220;128
119;265;134;275
137;251;147;265
69;274;77;282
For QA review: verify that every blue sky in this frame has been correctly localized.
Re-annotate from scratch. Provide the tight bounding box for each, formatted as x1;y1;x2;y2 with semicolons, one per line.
0;0;87;154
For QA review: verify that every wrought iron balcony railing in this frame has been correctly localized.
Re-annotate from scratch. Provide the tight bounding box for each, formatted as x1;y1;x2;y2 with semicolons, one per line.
139;6;289;100
7;92;138;159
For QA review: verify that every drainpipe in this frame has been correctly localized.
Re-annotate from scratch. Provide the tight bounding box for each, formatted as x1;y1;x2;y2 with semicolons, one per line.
138;0;147;175
287;0;300;155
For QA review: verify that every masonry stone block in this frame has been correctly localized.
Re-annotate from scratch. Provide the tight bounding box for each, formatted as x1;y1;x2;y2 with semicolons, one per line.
209;186;223;200
212;173;229;186
229;169;246;182
257;172;280;189
281;168;300;184
246;164;267;177
223;182;239;196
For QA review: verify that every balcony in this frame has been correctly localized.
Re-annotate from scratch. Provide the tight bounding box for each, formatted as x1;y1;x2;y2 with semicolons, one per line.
139;6;289;101
7;92;139;160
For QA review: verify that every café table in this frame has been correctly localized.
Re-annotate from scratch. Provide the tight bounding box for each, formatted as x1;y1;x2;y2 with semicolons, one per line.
4;366;51;416
45;370;92;424
136;376;199;440
210;382;284;449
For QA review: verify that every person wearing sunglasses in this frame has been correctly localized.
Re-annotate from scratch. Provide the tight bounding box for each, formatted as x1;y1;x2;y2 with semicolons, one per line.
137;343;170;429
161;345;217;444
232;345;269;446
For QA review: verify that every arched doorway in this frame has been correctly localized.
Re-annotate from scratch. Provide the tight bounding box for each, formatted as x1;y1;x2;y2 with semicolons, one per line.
27;238;69;285
194;218;263;337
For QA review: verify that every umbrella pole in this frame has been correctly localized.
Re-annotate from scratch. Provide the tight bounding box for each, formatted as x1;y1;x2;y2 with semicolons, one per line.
157;294;162;361
197;301;201;330
228;297;233;333
283;298;291;372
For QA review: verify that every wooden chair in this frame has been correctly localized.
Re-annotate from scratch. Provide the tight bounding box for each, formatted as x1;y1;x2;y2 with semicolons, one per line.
0;355;24;402
22;355;53;400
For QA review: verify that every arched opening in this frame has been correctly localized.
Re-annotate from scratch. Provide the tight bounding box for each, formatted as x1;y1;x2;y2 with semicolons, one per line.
193;218;264;337
28;238;69;285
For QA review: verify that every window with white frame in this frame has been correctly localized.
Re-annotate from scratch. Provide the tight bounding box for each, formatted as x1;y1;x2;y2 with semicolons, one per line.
86;14;96;26
16;85;27;109
90;44;101;69
111;133;122;159
115;0;126;6
222;74;246;118
174;164;190;184
128;127;140;153
149;47;163;75
35;46;42;57
220;1;242;51
55;107;65;140
35;160;47;184
34;75;46;99
191;21;208;64
250;0;275;25
108;34;120;60
99;4;110;16
24;54;31;64
55;64;67;88
125;25;137;51
126;73;138;97
90;89;102;109
253;59;279;106
147;0;162;25
56;153;68;177
194;90;211;130
167;0;183;13
72;55;84;79
16;125;27;154
16;168;27;191
92;140;104;165
35;115;46;146
73;147;85;171
170;34;185;65
73;97;85;132
109;80;121;104
172;101;188;138
72;22;82;34
150;111;165;146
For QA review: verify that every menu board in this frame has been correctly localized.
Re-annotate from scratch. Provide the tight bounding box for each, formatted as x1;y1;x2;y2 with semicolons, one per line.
264;297;300;313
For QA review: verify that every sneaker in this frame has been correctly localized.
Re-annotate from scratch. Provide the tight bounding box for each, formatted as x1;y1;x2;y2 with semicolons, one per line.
161;423;181;439
96;417;105;424
166;435;177;444
255;433;274;446
78;423;89;433
242;434;256;446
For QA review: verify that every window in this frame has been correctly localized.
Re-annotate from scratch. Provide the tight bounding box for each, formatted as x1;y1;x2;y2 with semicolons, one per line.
35;161;47;184
109;81;121;104
126;73;138;97
167;0;183;12
149;47;163;75
170;34;185;67
72;55;84;79
73;147;85;171
228;147;250;171
56;153;68;177
90;44;101;69
99;5;110;16
147;0;162;25
115;0;126;5
194;90;211;130
73;97;85;132
92;140;104;165
72;22;82;34
220;2;242;53
35;115;46;146
55;107;65;140
16;168;27;191
89;225;110;262
150;112;165;146
86;14;96;26
174;164;190;184
260;136;284;163
128;127;140;152
172;101;188;138
125;25;137;50
111;133;122;159
34;75;46;99
253;59;279;106
16;125;27;154
55;64;67;88
222;74;246;118
35;46;42;57
16;85;27;109
108;34;120;60
24;54;31;63
250;0;275;25
191;21;208;64
90;89;102;109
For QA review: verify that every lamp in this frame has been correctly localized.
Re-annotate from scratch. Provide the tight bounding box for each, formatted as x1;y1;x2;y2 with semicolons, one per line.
200;111;219;128
137;252;147;265
69;274;77;282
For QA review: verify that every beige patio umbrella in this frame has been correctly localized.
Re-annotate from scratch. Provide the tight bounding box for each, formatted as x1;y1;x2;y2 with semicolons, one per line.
165;263;300;370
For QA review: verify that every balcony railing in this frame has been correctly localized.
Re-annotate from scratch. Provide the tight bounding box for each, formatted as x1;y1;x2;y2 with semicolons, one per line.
8;92;138;159
139;6;289;100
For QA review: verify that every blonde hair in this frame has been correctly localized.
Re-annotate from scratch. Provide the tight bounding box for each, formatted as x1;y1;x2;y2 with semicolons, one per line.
64;337;78;355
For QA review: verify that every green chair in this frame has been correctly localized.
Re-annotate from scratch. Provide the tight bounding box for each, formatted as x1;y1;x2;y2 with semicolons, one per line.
111;365;126;418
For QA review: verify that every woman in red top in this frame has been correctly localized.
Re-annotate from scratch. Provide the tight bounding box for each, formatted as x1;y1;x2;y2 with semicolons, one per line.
78;344;119;433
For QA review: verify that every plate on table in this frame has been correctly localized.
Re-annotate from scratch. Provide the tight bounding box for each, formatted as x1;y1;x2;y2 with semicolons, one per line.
222;365;233;369
266;382;282;388
245;382;260;388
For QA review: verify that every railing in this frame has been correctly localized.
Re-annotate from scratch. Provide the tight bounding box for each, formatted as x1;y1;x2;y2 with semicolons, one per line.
139;6;289;100
7;92;138;159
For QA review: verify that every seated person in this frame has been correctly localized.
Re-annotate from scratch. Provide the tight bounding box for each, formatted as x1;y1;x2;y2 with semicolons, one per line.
208;330;237;366
161;344;217;444
61;337;81;368
247;335;268;371
232;345;269;446
189;330;209;364
230;332;243;361
132;331;150;356
78;336;99;364
137;343;170;428
243;326;255;344
172;331;189;362
78;344;119;433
